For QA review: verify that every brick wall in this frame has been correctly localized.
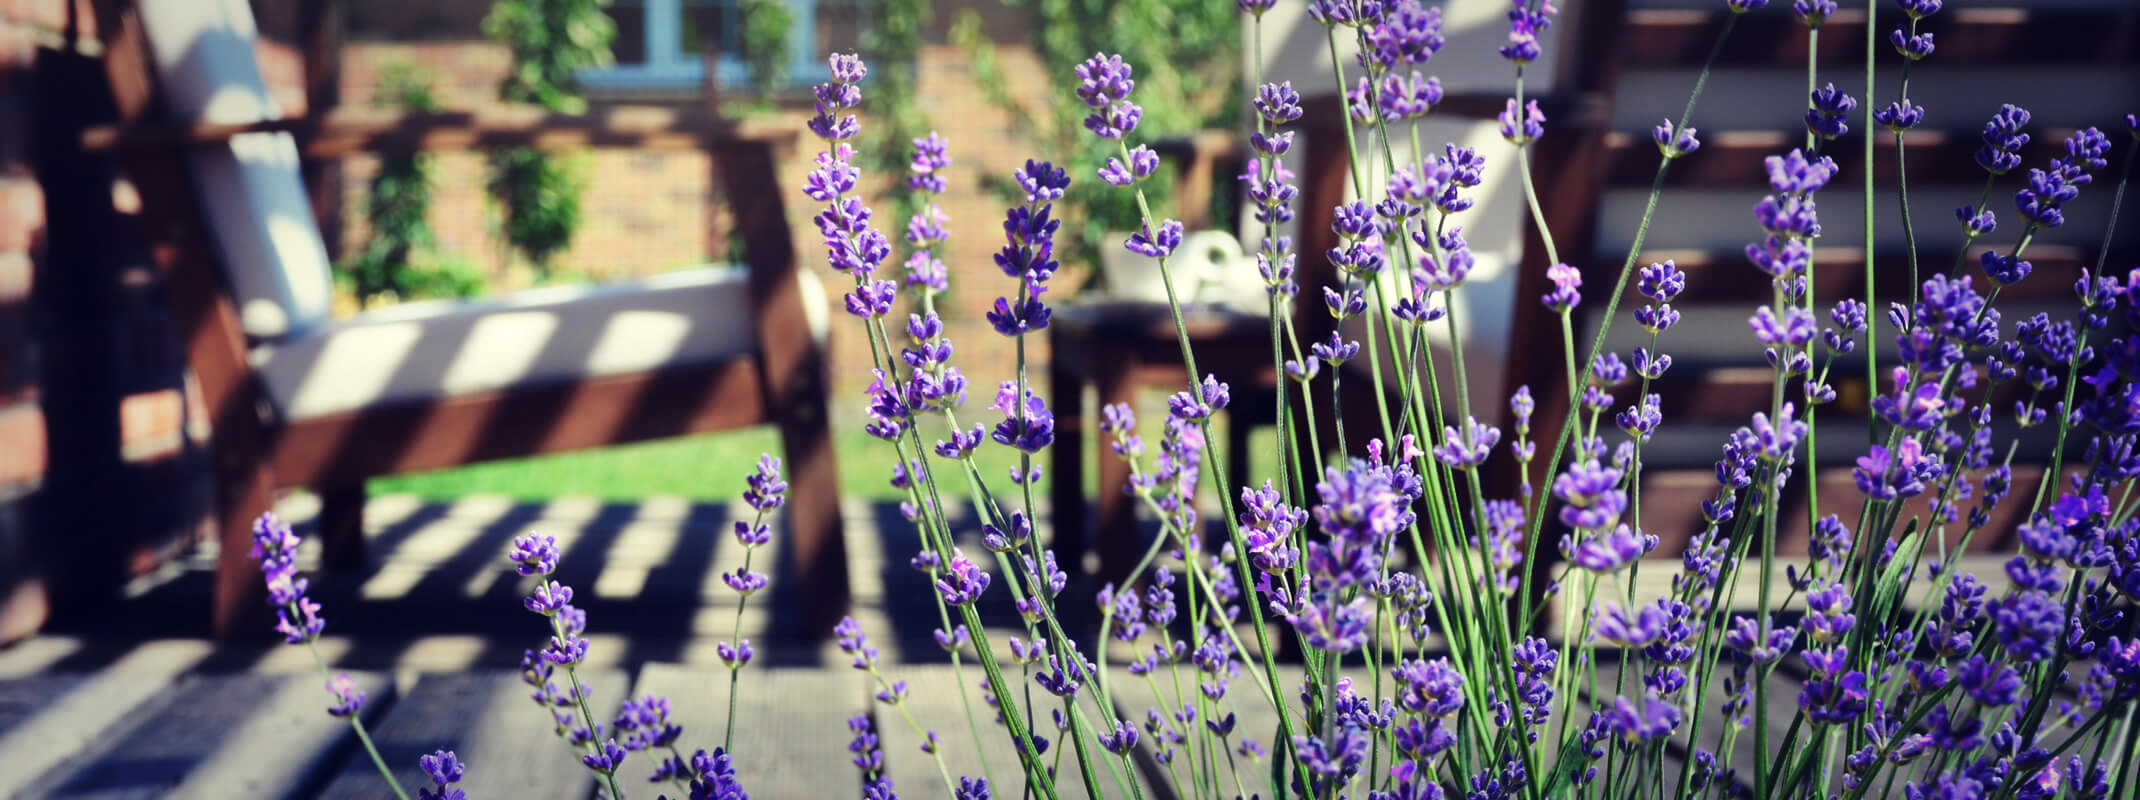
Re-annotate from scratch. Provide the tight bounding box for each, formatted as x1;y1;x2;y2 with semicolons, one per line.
0;0;219;641
0;0;53;644
332;3;1072;401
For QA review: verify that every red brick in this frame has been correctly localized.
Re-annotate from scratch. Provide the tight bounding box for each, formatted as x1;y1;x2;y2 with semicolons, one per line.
0;250;28;305
0;402;43;489
119;387;183;462
0;181;38;253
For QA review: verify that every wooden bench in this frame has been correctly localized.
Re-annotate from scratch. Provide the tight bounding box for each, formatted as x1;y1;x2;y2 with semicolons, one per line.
79;0;849;639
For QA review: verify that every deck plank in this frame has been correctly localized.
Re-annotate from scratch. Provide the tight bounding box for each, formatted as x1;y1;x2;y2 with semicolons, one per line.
633;661;866;798
873;662;1111;800
314;669;628;800
19;671;394;800
0;672;177;799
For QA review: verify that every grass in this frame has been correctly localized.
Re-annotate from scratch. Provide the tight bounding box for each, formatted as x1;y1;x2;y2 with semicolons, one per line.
369;420;1057;504
369;391;1287;506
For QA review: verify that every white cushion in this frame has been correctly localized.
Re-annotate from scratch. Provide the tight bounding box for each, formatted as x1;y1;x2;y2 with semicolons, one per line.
252;266;830;422
139;0;335;340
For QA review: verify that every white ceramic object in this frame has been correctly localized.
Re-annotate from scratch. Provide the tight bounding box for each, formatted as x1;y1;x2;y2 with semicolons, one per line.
1100;230;1263;307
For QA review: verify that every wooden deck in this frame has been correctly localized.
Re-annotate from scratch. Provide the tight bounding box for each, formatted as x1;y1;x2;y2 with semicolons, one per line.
0;493;2018;798
0;493;1208;798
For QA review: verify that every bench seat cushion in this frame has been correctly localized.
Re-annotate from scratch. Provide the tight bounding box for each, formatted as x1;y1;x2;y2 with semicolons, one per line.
252;266;829;422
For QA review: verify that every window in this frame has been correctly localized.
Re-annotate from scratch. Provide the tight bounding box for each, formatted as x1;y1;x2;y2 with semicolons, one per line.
581;0;868;94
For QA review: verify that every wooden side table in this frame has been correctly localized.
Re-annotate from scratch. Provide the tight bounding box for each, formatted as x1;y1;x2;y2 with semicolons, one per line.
1046;299;1282;584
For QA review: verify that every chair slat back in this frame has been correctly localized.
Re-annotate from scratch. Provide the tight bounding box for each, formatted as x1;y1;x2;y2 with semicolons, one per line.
137;0;334;342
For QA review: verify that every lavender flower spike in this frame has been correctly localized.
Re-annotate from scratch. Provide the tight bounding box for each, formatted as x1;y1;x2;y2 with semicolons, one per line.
416;751;467;800
1500;98;1545;144
1075;53;1143;139
1653;119;1700;158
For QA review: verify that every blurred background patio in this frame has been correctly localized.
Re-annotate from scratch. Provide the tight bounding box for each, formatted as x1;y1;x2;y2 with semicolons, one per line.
0;0;2135;793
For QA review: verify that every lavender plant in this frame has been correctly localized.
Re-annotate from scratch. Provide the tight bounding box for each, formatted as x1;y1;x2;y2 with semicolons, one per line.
247;1;2140;798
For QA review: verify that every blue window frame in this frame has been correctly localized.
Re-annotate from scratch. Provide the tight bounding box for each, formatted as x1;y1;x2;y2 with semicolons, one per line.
581;0;863;92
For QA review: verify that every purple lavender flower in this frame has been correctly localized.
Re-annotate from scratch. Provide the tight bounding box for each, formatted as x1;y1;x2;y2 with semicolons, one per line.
1500;0;1558;63
936;552;992;606
1375;72;1442;121
1392;657;1467;717
1804;84;1857;139
1552;456;1625;531
1499;98;1545;144
1653;119;1699;158
1563;525;1653;572
1751;306;1816;347
1853;439;1938;499
741;454;787;512
1794;0;1839;26
508;532;560;576
684;748;748;800
416;750;467;800
845;714;896;799
1075;53;1142;139
1876;100;1927;133
525;580;573;616
1100;144;1161;187
2016;127;2111;229
1124;219;1184;258
1978;104;2032;175
908;132;949;193
988;381;1055;454
1365;0;1446;68
1890;27;1936;60
835;616;880;669
1293;723;1370;787
1542;263;1581;311
808;57;864;141
1797;663;1869;725
1255;80;1304;129
1956;204;1998;239
717;639;754;670
1433;416;1502;469
1607;693;1683;743
250;513;334;645
580;738;628;775
1594;601;1669;648
1239;481;1306;573
325;673;366;717
723;568;769;597
1241;158;1299;225
1991;589;2064;662
1749;403;1808;461
1098;720;1139;755
1897;0;1942;18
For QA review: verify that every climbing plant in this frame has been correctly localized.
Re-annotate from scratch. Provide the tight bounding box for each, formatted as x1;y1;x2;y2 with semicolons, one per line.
341;64;485;307
860;0;936;265
481;0;615;281
739;0;794;101
953;0;1239;279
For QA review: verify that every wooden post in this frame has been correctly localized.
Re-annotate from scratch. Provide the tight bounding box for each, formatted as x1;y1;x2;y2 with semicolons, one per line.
95;0;280;636
715;133;851;640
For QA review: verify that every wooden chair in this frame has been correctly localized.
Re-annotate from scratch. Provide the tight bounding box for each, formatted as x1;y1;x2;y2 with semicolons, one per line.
1498;0;2140;568
81;0;850;638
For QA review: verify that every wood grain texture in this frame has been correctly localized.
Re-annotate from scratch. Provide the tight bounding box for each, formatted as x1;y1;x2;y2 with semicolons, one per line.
21;671;394;800
633;662;867;798
874;663;1101;800
0;672;176;798
315;670;626;800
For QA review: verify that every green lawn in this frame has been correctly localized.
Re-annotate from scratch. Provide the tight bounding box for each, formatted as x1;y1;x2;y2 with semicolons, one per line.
368;421;1058;503
369;396;1285;505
